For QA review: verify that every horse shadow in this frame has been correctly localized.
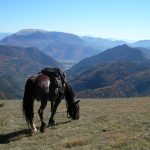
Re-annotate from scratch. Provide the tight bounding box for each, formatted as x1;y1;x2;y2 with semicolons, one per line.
0;120;72;144
55;120;72;126
0;129;32;144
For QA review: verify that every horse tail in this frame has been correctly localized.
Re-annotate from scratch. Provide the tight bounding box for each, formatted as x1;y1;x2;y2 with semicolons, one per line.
22;77;35;125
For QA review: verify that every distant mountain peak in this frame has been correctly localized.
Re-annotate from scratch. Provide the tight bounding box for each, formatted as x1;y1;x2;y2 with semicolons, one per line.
67;44;148;76
16;29;48;35
111;44;130;50
118;44;129;47
109;44;138;52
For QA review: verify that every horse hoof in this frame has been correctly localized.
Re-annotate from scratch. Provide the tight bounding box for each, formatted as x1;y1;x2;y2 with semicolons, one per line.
48;120;56;127
40;126;46;133
49;123;55;126
40;123;46;132
32;128;38;133
40;128;45;133
48;122;56;127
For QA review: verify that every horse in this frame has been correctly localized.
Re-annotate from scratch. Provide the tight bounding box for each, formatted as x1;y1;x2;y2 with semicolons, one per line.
22;72;80;133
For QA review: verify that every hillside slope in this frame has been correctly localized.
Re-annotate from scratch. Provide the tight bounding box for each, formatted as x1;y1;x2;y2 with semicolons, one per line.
0;45;61;99
76;69;150;98
70;62;150;92
67;45;150;98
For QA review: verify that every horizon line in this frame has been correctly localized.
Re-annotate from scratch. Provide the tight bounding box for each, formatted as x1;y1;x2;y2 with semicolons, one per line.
0;28;150;42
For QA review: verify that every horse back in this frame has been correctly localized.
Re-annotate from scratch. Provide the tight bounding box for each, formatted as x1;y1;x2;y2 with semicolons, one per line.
27;73;50;100
36;73;50;89
27;73;61;100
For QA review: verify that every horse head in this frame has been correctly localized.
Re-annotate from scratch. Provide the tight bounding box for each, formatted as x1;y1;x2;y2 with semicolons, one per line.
67;100;80;120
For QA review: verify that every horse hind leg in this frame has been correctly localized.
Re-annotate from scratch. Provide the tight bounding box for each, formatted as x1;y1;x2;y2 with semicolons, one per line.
38;99;47;132
30;119;37;133
28;106;37;133
27;102;37;133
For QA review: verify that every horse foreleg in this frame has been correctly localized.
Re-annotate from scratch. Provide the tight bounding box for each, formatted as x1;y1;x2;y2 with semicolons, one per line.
38;100;47;132
48;98;61;126
51;100;54;113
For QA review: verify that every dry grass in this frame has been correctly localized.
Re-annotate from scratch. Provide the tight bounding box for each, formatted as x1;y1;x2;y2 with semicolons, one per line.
0;97;150;149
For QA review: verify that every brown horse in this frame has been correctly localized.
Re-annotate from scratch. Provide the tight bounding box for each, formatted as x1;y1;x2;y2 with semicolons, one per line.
22;72;80;132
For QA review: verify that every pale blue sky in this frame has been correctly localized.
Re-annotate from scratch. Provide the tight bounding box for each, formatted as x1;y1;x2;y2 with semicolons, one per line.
0;0;150;40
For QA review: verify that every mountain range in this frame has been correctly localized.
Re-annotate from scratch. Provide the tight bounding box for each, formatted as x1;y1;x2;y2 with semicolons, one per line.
66;45;150;98
1;29;150;99
0;29;99;62
67;44;149;76
1;29;150;63
131;40;150;49
82;36;127;51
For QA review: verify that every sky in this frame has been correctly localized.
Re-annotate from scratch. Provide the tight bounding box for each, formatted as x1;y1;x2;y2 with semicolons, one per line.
0;0;150;41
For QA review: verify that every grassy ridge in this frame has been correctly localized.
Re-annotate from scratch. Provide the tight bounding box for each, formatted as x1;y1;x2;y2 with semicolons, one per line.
0;98;150;149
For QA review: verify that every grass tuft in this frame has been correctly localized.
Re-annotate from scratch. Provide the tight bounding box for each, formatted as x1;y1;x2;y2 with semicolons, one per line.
0;103;4;107
102;129;107;132
65;138;88;148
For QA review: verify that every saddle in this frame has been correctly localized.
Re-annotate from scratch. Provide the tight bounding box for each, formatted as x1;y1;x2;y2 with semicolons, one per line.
40;67;66;95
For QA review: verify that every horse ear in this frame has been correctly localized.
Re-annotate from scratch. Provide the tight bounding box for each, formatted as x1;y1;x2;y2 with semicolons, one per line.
75;100;80;104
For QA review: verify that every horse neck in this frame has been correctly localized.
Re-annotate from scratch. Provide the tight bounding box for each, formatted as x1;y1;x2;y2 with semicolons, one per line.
65;83;75;106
